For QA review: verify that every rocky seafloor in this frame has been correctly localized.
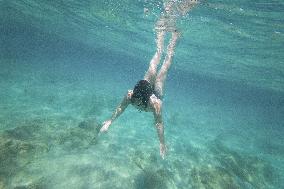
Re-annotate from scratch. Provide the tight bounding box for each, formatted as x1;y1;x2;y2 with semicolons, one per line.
0;118;100;189
0;117;281;189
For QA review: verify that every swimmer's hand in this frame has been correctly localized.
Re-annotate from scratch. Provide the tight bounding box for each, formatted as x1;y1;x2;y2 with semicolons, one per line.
100;120;112;132
160;143;166;159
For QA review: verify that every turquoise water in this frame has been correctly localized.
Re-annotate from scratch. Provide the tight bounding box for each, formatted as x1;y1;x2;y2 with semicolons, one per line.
0;0;284;188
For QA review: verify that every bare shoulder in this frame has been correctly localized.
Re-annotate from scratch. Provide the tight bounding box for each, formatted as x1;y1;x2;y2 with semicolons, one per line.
150;95;162;122
150;94;162;105
149;94;162;113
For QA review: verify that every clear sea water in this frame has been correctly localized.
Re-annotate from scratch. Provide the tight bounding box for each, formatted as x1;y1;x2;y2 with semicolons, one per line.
0;0;284;188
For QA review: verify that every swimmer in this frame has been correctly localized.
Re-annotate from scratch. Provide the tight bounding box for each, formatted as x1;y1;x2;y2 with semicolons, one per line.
100;0;199;159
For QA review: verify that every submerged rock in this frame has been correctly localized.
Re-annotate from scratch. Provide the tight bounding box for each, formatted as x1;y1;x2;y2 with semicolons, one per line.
12;178;46;189
131;150;175;189
57;119;100;150
135;168;170;189
0;134;49;184
206;140;278;188
0;118;100;188
0;138;28;187
78;119;101;133
190;164;239;189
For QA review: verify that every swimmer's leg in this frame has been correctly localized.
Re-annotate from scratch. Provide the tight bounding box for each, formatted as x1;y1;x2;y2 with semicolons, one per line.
155;31;180;97
144;31;165;85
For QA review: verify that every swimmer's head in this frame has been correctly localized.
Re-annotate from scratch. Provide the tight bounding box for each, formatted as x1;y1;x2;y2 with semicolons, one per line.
131;80;153;108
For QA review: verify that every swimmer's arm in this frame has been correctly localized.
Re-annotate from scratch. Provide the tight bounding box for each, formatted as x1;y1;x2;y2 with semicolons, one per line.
110;93;130;122
152;99;166;158
154;103;165;145
100;91;131;132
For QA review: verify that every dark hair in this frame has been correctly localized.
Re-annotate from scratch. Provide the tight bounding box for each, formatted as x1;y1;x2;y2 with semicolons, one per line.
131;80;153;107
